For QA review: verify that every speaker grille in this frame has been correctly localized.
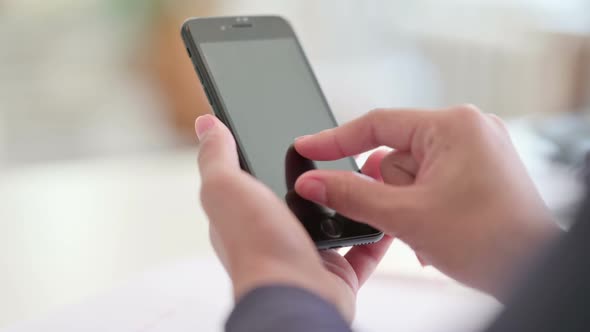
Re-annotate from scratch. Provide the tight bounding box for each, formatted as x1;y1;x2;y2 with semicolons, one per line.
231;23;253;28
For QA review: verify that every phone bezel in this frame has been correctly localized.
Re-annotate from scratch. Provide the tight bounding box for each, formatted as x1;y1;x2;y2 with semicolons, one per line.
181;16;383;249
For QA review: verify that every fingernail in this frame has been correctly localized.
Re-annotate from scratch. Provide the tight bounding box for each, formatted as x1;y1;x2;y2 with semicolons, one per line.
294;135;311;142
195;115;215;139
298;178;327;204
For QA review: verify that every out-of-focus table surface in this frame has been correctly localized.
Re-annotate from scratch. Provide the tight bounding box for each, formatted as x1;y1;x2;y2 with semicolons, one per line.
0;148;484;331
0;121;582;330
0;150;210;327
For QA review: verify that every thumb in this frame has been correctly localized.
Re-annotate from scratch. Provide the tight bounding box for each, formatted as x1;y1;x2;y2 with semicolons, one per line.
195;114;240;178
295;170;422;236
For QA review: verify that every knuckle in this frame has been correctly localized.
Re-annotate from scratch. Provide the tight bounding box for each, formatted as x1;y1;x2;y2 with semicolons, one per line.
456;103;483;117
457;103;481;113
487;113;509;132
367;108;389;121
451;104;486;127
200;169;234;204
366;108;391;145
327;175;356;208
197;136;216;165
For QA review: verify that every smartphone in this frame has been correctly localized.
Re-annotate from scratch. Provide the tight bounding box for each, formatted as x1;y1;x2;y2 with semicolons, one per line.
181;16;383;249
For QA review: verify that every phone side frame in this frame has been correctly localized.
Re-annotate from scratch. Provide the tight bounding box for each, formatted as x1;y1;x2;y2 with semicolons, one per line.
315;232;385;250
181;23;253;173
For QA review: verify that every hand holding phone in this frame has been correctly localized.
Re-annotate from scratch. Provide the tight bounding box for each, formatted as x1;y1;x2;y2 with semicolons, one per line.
195;114;393;322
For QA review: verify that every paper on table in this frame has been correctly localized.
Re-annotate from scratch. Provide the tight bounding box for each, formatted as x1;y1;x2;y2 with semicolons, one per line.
2;257;499;332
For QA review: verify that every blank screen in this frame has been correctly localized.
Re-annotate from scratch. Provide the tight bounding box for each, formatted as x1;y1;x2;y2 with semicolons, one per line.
201;38;355;198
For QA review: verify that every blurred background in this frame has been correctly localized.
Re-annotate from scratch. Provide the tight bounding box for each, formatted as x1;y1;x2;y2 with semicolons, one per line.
1;0;589;330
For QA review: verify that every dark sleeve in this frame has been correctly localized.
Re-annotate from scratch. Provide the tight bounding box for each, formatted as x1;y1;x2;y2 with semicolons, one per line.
484;190;590;332
225;286;351;332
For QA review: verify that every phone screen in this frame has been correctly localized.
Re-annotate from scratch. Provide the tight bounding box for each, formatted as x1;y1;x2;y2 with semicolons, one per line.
200;38;355;197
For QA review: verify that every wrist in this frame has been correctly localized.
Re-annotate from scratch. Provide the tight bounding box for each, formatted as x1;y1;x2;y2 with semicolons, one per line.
493;215;562;300
230;261;354;322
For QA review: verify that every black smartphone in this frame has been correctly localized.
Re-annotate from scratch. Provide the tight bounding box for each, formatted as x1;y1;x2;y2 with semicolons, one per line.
181;16;383;249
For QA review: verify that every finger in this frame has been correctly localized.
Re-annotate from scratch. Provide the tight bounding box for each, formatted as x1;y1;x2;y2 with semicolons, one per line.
201;168;319;273
294;108;434;161
319;250;359;292
345;235;394;286
195;115;240;178
360;149;391;181
196;114;314;251
416;253;429;267
486;113;509;134
295;170;421;235
208;224;229;269
380;150;418;186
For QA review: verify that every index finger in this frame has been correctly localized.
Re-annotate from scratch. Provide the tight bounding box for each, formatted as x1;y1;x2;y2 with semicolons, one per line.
195;114;240;177
294;108;434;161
